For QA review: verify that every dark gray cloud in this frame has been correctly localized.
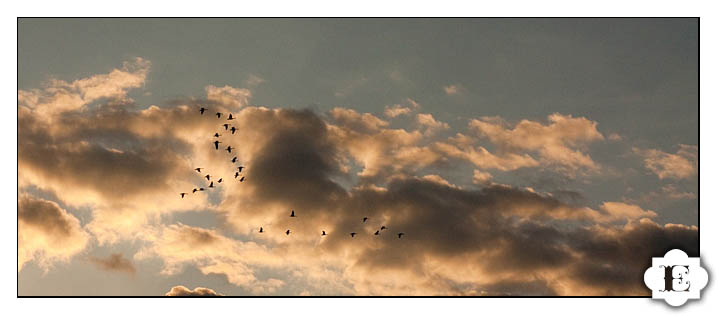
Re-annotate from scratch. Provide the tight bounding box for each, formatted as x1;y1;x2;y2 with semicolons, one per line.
19;195;76;238
209;107;698;295
18;195;90;270
89;253;136;275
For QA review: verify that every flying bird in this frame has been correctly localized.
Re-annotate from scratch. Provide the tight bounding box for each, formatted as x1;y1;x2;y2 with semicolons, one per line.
232;157;238;163
227;113;234;120
195;168;203;173
238;166;245;172
205;174;211;181
180;193;187;198
290;210;295;217
226;146;233;153
216;112;222;118
259;227;263;233
218;178;223;183
200;107;206;115
322;231;326;236
223;124;229;130
363;217;368;223
380;226;387;230
234;172;240;178
199;188;205;191
350;232;357;238
231;126;237;134
214;140;221;150
239;176;245;182
286;229;291;236
214;133;221;138
398;233;404;239
209;181;214;188
375;230;380;235
192;188;198;193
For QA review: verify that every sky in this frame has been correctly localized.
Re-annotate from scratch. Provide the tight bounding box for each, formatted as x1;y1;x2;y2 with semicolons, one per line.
17;18;698;296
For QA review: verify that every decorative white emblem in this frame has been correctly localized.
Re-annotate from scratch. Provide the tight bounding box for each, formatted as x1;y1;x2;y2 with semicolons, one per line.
644;249;708;306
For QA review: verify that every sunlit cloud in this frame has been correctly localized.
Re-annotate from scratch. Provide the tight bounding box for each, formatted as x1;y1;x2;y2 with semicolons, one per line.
17;58;697;296
165;285;223;296
633;144;698;180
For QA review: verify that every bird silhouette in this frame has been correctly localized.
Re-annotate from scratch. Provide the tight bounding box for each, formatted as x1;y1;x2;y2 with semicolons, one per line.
290;210;295;217
195;168;203;173
214;140;221;150
350;232;357;237
238;166;245;172
214;133;221;138
259;227;263;233
322;231;326;236
380;226;387;230
234;171;240;178
232;157;238;163
227;113;234;120
397;233;404;238
180;193;187;198
216;112;222;118
286;229;291;236
239;176;245;182
192;188;198;193
226;146;233;153
200;107;206;115
205;174;211;181
375;230;380;235
209;181;214;188
217;178;223;183
363;217;368;223
223;124;229;130
199;188;205;191
231;126;237;134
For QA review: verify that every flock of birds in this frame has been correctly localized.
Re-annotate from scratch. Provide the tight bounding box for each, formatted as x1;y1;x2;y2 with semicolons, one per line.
265;210;405;239
179;108;246;200
179;107;405;240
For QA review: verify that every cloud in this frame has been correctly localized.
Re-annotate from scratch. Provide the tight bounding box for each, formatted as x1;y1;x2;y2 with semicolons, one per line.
467;114;604;174
384;104;411;118
136;224;287;294
18;57;150;118
89;253;136;275
633;144;697;180
165;285;223;296
608;133;622;141
18;195;90;271
18;59;262;244
472;169;493;185
595;202;657;223
18;59;697;296
443;84;461;95
244;74;265;88
205;85;251;109
416;113;449;135
384;98;421;119
435;139;540;171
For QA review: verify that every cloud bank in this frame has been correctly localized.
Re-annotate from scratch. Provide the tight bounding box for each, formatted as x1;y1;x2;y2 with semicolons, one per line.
18;58;698;296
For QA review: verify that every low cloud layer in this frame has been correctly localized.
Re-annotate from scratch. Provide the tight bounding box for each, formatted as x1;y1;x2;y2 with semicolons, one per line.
18;59;698;296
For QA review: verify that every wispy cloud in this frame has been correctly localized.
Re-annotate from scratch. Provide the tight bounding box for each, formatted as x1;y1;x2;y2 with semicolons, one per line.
633;145;698;180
